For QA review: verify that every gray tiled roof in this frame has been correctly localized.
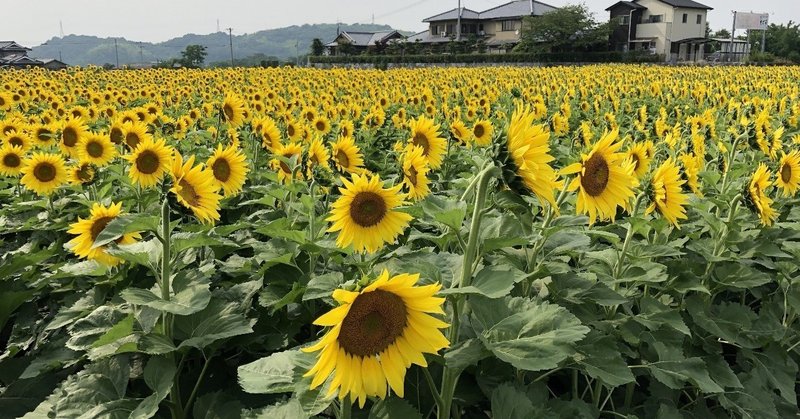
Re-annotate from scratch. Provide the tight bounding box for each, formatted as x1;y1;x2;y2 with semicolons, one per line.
605;1;647;11
423;8;481;22
405;30;451;44
0;41;31;51
654;0;712;10
326;31;403;47
478;1;558;20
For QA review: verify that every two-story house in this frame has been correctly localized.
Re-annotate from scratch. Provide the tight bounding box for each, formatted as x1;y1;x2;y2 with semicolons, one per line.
324;31;405;56
607;0;712;62
0;41;68;69
407;1;559;53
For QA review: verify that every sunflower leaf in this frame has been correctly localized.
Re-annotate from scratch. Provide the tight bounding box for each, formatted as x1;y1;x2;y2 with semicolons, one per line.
92;214;159;249
121;271;211;316
237;350;298;394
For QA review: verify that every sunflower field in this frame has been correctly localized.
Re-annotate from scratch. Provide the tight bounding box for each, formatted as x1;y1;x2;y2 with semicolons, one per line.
1;64;800;419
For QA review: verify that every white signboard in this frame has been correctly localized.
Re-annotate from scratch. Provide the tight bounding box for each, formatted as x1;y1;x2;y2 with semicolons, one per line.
735;12;769;30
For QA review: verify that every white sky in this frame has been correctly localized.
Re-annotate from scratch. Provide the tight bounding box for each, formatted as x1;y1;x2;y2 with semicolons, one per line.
2;0;796;46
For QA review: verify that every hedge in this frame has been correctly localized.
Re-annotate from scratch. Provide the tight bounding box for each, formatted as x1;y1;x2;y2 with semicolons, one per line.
308;52;662;65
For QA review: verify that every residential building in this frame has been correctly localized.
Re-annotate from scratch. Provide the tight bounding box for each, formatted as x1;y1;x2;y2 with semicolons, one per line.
606;0;712;62
407;1;559;53
0;41;66;69
324;31;405;56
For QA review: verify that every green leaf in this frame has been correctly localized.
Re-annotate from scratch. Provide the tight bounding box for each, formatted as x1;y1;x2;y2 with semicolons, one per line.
444;338;491;371
303;272;343;301
193;391;244;419
50;260;109;279
238;350;298;394
0;289;35;332
130;356;177;419
686;296;765;349
172;231;233;253
369;397;423;419
543;230;590;258
439;265;526;299
43;356;132;418
121;272;211;316
106;239;162;268
422;195;467;230
66;305;129;351
713;262;772;289
633;297;690;336
138;334;177;355
174;299;255;349
491;383;535;419
481;301;589;371
745;346;798;405
646;358;724;393
243;398;305;419
255;218;307;243
574;331;634;387
92;214;159;248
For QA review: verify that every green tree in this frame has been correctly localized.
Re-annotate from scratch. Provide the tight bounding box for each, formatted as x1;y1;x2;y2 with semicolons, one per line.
310;38;325;56
758;21;800;62
515;4;611;53
180;44;207;68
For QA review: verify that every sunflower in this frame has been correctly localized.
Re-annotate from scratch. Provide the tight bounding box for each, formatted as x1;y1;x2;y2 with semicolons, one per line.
307;137;331;176
679;153;703;196
0;145;25;177
331;135;365;174
450;119;470;145
206;143;249;196
327;173;412;253
270;142;304;183
122;121;152;151
312;115;331;136
67;202;140;266
68;162;96;186
303;270;448;406
221;94;246;127
260;117;282;151
408;116;446;169
747;163;777;226
561;129;639;224
339;119;355;139
60;119;88;157
286;120;303;142
124;138;173;188
626;142;652;179
2;130;32;152
401;145;431;201
170;152;222;224
20;152;68;195
33;123;57;147
77;134;117;167
775;150;800;197
471;119;493;147
646;158;688;227
504;106;563;208
108;119;126;145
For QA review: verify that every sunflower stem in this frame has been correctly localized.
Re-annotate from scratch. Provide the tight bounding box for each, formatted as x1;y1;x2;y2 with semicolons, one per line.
339;399;352;419
613;192;645;280
183;354;213;414
160;194;182;419
704;193;742;280
422;368;445;411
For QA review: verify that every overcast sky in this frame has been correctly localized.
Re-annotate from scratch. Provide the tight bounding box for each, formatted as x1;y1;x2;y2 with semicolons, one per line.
3;0;796;46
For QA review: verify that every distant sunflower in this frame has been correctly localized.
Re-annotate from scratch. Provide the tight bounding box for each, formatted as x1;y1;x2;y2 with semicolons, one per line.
775;150;800;197
503;106;563;208
20;152;68;195
3;130;31;152
221;94;246;127
408;116;446;169
327;173;412;253
306;137;331;176
402;145;431;201
260;117;282;151
646;158;688;227
303;270;448;406
124;138;172;188
170;152;222;224
271;142;304;183
77;134;117;167
67;202;140;266
626;142;652;179
206;143;249;196
338;119;355;139
746;163;777;226
122;121;152;151
312;115;331;136
450;119;470;145
108;119;126;145
679;153;703;196
561;129;638;224
0;145;25;177
60;119;88;157
286;120;303;142
471;119;493;147
32;123;56;147
331;135;365;174
68;162;96;186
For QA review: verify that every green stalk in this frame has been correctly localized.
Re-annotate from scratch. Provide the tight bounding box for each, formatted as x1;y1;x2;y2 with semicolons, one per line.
183;355;212;414
340;399;352;419
439;165;500;419
613;192;645;280
160;197;183;419
704;193;742;280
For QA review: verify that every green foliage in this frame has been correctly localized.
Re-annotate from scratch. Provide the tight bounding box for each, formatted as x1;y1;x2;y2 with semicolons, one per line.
516;4;612;53
180;44;208;68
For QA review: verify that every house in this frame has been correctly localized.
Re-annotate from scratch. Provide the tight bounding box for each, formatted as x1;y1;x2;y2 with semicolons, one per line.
0;40;67;69
325;31;405;56
606;0;712;62
407;1;559;53
40;58;69;70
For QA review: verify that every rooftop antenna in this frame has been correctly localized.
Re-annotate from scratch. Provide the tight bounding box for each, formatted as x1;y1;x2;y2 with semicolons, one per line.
217;19;220;32
337;20;341;35
372;13;375;24
59;20;64;37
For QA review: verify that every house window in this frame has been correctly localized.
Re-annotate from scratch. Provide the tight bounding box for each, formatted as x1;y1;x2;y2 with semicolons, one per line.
431;25;438;35
649;15;663;23
620;15;630;25
501;20;515;31
696;14;702;24
682;13;688;23
445;24;455;35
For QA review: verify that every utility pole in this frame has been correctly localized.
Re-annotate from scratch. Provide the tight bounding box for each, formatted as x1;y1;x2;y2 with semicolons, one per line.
139;42;144;66
730;11;736;62
456;0;462;41
227;27;234;67
114;38;119;68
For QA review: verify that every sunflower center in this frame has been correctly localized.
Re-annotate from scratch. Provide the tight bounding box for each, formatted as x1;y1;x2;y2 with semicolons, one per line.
287;125;296;137
223;104;235;121
212;158;231;182
581;154;610;197
87;141;104;158
781;163;792;183
3;153;20;168
90;216;115;241
178;179;201;207
110;127;124;144
76;165;94;182
413;133;430;155
9;136;23;147
349;191;387;227
316;121;326;131
125;133;141;149
135;150;160;175
406;165;418;187
338;290;407;357
473;124;485;138
33;162;57;182
63;127;78;147
336;149;350;169
37;129;52;142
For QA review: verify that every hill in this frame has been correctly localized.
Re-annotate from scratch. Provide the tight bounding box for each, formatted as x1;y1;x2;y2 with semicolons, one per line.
29;23;410;67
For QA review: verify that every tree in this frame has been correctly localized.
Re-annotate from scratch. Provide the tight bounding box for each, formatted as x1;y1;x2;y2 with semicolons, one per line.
758;21;800;62
180;44;207;68
711;28;731;39
515;4;611;53
311;38;325;56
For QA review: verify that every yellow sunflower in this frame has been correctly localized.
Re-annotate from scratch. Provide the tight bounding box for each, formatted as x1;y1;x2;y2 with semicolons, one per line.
68;162;96;186
77;134;117;167
401;145;431;201
646;158;688;227
270;142;304;184
2;130;32;152
561;129;639;224
260;117;282;151
679;153;704;197
450;119;470;145
221;94;246;127
60;118;88;157
471;119;493;147
0;145;25;177
312;115;331;136
286;120;304;143
327;173;412;253
170;152;222;224
303;270;448;406
626;142;652;179
206;143;249;196
124;138;173;188
331;135;365;174
306;137;331;176
338;120;355;139
775;150;800;197
122;121;152;151
747;163;777;226
108;119;127;146
20;152;68;195
67;202;141;267
505;106;563;208
408;116;446;169
32;123;57;147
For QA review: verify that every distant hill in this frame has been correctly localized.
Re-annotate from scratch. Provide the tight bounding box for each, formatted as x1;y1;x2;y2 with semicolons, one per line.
30;23;411;67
